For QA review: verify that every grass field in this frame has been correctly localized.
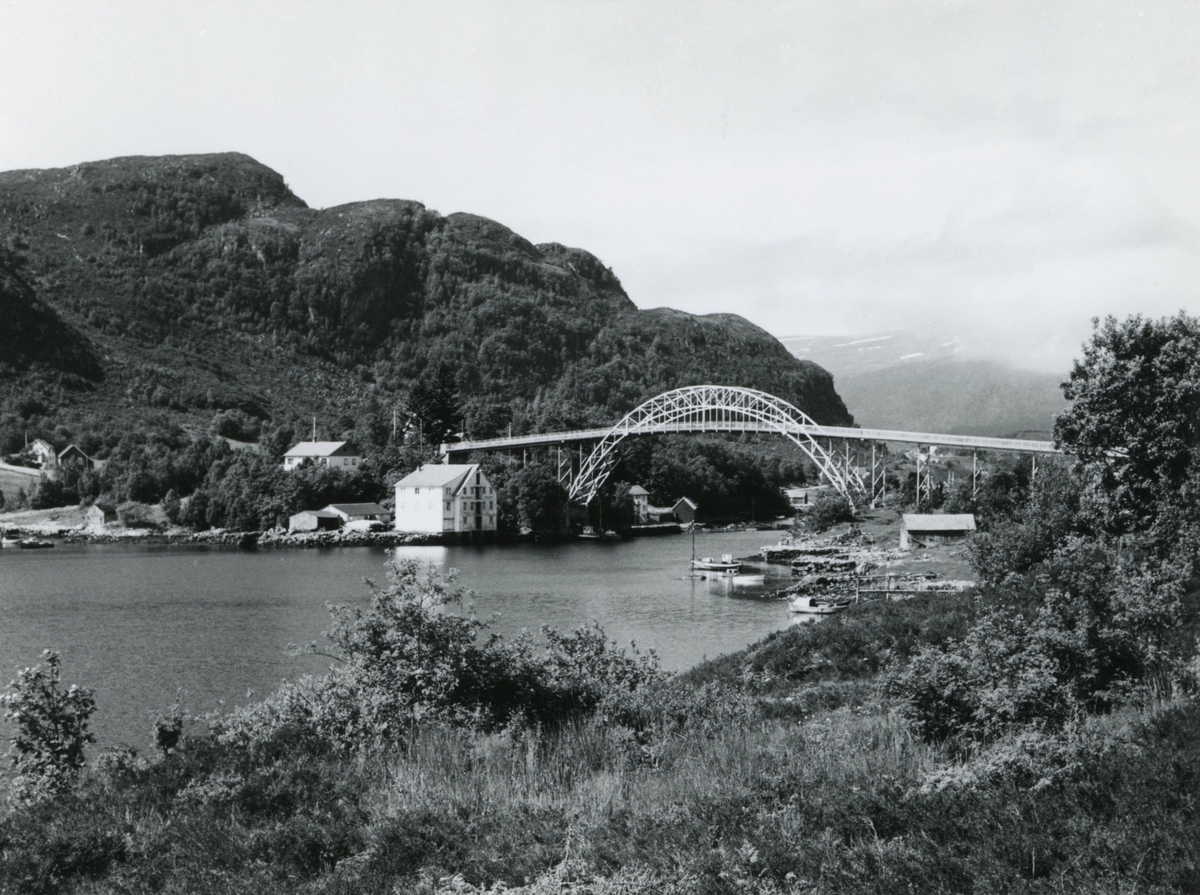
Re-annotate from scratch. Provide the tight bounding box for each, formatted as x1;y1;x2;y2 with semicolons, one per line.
0;462;40;507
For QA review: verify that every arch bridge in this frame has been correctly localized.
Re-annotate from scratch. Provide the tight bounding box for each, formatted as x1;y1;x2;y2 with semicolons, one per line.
442;385;1059;508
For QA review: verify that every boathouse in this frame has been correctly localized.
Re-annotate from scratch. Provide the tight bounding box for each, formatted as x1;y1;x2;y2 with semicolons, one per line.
900;513;977;549
323;503;391;527
288;509;342;533
672;497;699;524
86;503;118;528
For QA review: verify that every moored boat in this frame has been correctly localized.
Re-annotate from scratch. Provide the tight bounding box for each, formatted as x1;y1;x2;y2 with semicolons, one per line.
17;538;55;549
787;595;849;615
0;530;20;548
579;526;620;540
692;553;741;573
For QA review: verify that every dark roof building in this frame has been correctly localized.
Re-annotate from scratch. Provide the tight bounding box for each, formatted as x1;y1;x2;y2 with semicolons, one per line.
900;513;977;549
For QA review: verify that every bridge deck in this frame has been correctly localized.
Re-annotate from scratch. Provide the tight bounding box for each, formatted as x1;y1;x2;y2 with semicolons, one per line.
443;423;1059;457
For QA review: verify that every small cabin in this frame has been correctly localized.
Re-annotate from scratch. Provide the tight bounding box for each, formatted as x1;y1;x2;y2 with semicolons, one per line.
783;486;832;509
900;513;977;549
288;510;342;533
85;504;117;528
57;444;93;470
672;497;699;525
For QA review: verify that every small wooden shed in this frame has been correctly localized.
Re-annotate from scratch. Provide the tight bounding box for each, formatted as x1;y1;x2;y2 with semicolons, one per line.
673;497;699;525
288;509;342;533
86;504;117;528
900;513;977;549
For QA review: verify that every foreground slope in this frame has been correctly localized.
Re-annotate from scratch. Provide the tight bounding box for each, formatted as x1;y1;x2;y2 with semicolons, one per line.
0;153;851;449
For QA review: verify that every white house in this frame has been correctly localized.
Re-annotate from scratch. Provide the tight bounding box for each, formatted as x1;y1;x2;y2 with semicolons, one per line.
30;438;57;469
282;441;362;471
393;464;497;534
629;485;650;524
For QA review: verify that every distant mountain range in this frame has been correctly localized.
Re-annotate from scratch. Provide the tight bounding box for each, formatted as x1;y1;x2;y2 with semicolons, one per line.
780;332;1069;438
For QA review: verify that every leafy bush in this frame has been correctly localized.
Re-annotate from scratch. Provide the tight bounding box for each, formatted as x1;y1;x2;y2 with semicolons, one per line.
116;500;160;529
217;561;664;750
209;408;261;442
1;651;96;802
890;540;1189;742
805;489;855;531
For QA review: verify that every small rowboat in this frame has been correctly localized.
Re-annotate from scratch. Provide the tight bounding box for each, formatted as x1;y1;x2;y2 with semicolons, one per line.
788;595;849;615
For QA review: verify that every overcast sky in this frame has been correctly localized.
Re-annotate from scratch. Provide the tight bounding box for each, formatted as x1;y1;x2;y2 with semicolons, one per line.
2;1;1197;372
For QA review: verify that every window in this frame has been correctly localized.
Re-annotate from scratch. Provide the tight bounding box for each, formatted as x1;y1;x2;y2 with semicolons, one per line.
414;487;420;494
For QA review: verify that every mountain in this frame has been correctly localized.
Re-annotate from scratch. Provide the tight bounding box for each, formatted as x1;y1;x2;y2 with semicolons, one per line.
781;332;1067;437
779;332;962;379
0;153;851;456
0;253;100;380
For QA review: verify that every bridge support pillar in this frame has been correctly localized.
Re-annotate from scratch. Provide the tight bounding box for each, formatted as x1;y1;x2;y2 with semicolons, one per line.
870;442;887;508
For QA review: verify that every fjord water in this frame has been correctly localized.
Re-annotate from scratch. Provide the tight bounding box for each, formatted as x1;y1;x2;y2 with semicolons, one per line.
0;532;795;747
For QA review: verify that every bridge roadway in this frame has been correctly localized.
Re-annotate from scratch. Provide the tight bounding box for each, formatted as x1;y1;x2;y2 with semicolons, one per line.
442;422;1059;459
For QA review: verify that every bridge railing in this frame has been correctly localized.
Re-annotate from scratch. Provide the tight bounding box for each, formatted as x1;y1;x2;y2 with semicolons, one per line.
442;423;1059;457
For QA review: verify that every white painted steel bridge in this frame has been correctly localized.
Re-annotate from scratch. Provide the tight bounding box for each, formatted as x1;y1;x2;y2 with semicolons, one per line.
441;385;1059;507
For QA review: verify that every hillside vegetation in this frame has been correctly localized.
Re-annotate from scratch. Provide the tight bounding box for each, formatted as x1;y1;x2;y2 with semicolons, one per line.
0;153;850;456
2;313;1200;893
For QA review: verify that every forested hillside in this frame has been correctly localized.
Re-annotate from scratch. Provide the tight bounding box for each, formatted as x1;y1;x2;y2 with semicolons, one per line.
0;152;850;457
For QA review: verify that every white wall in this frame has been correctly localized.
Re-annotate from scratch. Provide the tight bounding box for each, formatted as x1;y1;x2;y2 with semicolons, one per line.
393;485;451;533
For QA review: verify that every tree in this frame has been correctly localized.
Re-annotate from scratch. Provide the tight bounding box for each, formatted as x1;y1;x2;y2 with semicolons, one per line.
407;363;460;446
805;490;854;531
1054;313;1200;533
508;463;569;533
1;651;96;801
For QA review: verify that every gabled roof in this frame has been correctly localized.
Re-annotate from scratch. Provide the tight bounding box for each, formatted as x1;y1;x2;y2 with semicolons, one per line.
673;497;698;511
325;503;388;516
58;444;90;460
394;464;478;492
902;513;977;532
284;441;356;458
629;485;650;496
30;438;55;452
292;509;340;519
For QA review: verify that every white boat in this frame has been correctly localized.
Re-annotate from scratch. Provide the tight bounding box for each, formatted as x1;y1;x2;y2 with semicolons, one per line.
0;530;19;548
579;526;620;540
787;595;849;615
692;553;740;573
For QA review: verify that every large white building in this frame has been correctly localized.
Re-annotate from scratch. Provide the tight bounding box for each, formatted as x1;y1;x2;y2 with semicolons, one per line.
282;441;362;471
393;464;497;534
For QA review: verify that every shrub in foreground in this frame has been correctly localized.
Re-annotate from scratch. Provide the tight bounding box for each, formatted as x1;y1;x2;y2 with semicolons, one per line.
1;650;96;803
216;560;664;751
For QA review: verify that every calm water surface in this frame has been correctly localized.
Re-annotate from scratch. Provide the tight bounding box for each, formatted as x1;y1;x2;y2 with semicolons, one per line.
0;531;797;747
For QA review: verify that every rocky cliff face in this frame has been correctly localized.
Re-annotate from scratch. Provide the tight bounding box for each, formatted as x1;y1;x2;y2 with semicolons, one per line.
0;153;852;435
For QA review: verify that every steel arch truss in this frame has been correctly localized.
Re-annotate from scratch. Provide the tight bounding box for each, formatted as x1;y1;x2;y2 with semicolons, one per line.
567;385;866;504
